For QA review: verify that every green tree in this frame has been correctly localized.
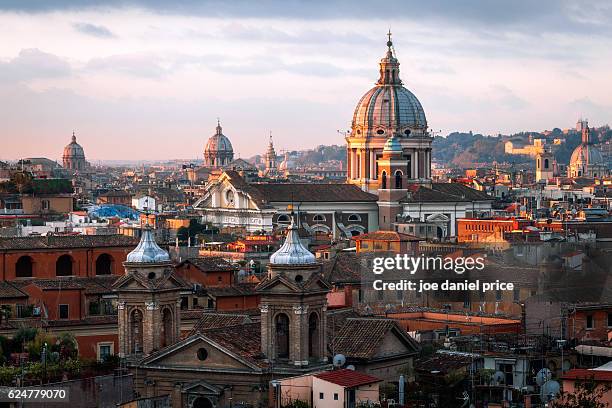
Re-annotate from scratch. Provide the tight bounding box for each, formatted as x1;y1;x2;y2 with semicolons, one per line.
13;328;38;352
56;332;78;360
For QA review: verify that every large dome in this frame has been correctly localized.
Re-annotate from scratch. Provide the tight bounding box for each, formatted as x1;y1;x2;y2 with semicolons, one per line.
205;123;233;154
351;36;427;138
570;143;604;166
63;133;85;159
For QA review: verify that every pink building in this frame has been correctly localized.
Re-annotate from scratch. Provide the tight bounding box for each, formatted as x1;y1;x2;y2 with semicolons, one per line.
275;369;381;408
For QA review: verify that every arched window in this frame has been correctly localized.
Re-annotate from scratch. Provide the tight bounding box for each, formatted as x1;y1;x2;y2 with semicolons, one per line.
312;214;326;223
56;254;73;276
308;313;320;359
275;313;290;359
15;256;33;278
277;214;291;224
537;158;541;168
161;308;173;348
544;158;549;169
395;170;402;189
381;171;387;189
95;253;113;275
130;309;143;353
347;214;361;222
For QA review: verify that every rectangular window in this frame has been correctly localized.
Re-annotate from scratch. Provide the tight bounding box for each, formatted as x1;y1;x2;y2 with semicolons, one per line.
608;313;612;328
334;393;339;400
319;393;324;400
59;304;69;319
586;315;594;329
98;344;111;361
513;287;520;302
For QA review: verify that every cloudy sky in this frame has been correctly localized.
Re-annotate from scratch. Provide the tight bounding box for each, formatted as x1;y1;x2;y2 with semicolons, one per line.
1;0;611;161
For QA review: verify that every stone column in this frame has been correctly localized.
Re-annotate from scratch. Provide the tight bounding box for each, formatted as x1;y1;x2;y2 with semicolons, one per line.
143;301;158;355
413;149;419;179
117;301;127;357
369;150;375;180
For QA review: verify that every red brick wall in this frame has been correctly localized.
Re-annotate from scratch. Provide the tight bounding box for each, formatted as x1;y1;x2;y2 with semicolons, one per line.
21;286;83;320
0;247;131;280
572;309;612;342
216;295;260;311
175;264;234;287
75;333;118;360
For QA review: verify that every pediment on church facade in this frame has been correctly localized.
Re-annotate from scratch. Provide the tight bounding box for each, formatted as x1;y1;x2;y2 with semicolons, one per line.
139;334;261;372
182;380;223;396
256;273;330;294
256;275;302;293
112;272;189;292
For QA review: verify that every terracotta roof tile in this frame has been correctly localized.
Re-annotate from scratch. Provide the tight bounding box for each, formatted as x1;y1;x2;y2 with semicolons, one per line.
0;235;139;250
202;322;266;367
315;369;380;387
0;282;28;299
180;257;237;273
401;183;492;203
189;312;252;335
253;183;378;202
331;318;411;359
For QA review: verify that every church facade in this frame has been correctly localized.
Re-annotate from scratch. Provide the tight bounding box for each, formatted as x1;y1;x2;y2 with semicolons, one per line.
116;218;418;408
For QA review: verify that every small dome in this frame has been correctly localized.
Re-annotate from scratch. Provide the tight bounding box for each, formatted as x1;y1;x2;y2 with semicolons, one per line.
383;135;403;153
126;226;170;263
63;133;85;159
270;218;315;265
205;123;233;154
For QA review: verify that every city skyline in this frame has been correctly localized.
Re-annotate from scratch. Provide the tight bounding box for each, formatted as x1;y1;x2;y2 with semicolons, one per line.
1;0;612;161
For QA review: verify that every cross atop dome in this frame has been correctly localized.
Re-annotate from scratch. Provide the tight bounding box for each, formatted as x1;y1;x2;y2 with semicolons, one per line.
387;29;393;48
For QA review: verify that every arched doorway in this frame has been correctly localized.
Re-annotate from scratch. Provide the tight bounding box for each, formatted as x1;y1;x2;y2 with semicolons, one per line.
308;312;320;359
130;309;144;353
161;308;173;347
192;397;213;408
275;313;290;359
95;253;113;275
15;256;33;278
56;254;73;276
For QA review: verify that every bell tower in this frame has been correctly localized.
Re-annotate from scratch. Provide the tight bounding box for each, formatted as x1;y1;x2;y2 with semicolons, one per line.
377;134;409;230
536;148;554;182
257;217;330;367
113;225;188;359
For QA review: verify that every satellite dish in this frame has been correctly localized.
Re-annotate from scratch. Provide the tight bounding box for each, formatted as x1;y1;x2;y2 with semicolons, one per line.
541;380;560;401
346;365;355;371
492;371;505;385
536;368;552;386
332;354;346;368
